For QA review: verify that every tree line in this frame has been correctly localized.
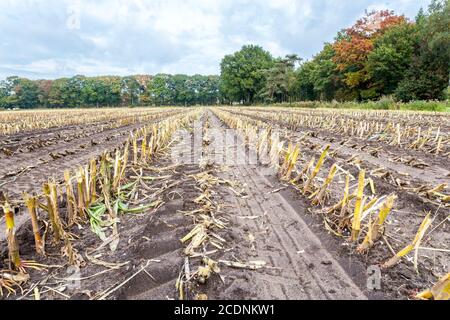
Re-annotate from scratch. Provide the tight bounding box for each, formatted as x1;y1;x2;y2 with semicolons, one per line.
220;0;449;104
1;0;448;109
0;74;220;108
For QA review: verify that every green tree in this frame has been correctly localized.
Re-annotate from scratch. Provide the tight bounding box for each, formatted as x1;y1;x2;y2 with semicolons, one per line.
220;45;274;104
121;76;141;106
260;54;301;103
395;0;450;101
15;78;40;108
294;61;316;101
294;44;342;101
366;22;417;97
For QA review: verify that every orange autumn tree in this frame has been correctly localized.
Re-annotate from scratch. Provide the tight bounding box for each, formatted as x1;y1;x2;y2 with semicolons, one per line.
333;10;407;99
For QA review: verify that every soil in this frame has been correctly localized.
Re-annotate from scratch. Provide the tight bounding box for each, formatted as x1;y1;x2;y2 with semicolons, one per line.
0;107;448;300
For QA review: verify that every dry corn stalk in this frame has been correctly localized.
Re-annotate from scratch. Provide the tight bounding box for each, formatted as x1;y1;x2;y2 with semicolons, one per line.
76;168;87;218
292;158;314;184
310;164;337;206
351;170;366;241
2;201;21;269
132;133;138;164
303;145;330;194
357;194;397;252
141;130;147;162
0;271;29;296
383;212;433;269
112;150;123;192
43;182;63;242
181;224;208;256
120;140;129;180
281;143;300;181
23;193;44;255
64;170;78;226
416;273;450;300
89;159;98;204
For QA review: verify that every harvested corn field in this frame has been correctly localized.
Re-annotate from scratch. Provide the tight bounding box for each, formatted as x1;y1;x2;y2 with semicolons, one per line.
0;107;449;301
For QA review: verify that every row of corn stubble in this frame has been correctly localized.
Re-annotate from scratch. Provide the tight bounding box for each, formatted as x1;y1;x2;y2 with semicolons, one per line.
0;109;200;297
212;108;449;300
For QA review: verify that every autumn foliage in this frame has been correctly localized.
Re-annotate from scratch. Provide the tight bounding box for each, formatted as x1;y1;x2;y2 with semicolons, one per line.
333;11;407;88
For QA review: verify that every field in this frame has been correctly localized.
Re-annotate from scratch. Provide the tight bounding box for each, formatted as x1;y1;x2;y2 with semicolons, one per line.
0;106;449;300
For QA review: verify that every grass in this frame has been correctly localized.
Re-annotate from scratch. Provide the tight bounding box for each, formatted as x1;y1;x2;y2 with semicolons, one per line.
276;99;450;112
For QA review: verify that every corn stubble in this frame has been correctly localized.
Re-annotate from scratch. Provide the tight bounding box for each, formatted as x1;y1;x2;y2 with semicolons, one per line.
1;106;448;299
213;107;448;299
0;109;200;297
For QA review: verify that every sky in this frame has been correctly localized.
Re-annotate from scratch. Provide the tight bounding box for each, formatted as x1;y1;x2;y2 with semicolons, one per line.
0;0;432;80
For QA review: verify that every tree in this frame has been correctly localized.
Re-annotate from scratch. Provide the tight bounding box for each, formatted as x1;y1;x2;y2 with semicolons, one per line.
121;76;141;106
14;78;40;108
309;44;342;101
294;44;343;101
0;77;19;108
366;21;417;97
260;54;301;103
333;10;407;99
395;0;450;101
220;45;274;104
36;80;53;108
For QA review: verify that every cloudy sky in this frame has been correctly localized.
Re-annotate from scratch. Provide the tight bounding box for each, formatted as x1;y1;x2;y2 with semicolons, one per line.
0;0;431;80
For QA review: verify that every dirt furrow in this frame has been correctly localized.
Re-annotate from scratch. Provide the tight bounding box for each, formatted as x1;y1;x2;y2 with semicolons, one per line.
206;111;368;300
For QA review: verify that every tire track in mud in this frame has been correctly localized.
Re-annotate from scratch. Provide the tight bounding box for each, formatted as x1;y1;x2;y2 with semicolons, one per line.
213;109;450;298
206;111;367;300
113;114;205;300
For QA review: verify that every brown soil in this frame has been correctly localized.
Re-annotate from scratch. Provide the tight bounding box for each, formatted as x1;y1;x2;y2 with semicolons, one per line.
0;108;447;300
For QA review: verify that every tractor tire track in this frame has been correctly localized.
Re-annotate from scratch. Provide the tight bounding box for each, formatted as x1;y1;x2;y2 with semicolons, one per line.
207;111;368;300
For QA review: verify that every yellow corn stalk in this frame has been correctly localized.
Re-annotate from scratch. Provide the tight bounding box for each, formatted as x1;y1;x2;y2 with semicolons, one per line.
2;201;21;269
23;193;44;255
311;164;337;206
141;130;147;162
76;168;87;219
64;170;78;225
435;136;442;155
132;134;138;164
416;273;450;300
358;194;397;252
112;150;122;191
351;170;365;241
43;182;63;242
89;159;97;204
121;140;130;180
303;145;330;194
281;143;300;181
325;173;352;215
362;197;378;214
383;212;433;268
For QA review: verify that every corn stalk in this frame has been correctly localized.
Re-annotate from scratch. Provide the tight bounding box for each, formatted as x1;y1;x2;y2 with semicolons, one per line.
23;193;44;255
351;170;365;241
2;201;21;269
64;170;78;226
303;145;330;194
357;194;397;252
310;164;337;206
416;273;450;300
43;182;63;242
383;212;433;269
